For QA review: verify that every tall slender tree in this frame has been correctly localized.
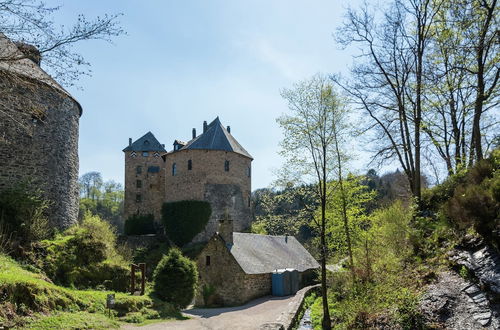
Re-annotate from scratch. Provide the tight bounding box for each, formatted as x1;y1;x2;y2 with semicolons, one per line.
278;74;351;329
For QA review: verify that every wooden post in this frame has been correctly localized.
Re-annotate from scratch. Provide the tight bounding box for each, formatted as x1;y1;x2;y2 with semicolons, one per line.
139;263;146;295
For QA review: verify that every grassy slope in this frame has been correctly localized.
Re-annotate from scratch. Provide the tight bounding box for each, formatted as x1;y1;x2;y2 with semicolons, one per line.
0;254;182;329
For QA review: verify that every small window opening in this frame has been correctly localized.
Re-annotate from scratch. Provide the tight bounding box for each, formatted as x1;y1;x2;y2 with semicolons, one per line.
248;197;251;208
142;151;149;157
172;163;177;176
188;159;192;170
247;166;251;177
136;194;142;203
224;160;230;172
206;256;211;266
136;166;142;174
136;180;142;188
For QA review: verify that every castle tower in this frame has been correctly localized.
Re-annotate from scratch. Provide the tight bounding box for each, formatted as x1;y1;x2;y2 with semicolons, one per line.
123;132;166;222
0;34;81;229
164;117;253;242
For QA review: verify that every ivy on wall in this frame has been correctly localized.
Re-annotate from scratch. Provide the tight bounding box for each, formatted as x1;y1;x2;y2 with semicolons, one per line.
162;201;211;246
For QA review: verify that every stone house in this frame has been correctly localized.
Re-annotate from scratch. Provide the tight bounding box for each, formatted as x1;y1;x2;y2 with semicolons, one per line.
195;217;319;306
123;117;253;242
0;34;81;229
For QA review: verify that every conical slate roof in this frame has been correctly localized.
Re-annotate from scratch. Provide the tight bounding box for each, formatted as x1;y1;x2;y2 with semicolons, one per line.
180;117;253;159
123;132;166;152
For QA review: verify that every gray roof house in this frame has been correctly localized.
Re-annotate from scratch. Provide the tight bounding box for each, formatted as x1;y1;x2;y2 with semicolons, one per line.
195;218;319;306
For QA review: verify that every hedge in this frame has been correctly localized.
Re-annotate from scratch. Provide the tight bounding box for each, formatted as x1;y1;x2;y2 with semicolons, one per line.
161;201;211;246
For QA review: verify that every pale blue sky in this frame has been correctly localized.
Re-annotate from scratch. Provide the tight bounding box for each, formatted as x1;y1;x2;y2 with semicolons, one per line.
50;0;369;189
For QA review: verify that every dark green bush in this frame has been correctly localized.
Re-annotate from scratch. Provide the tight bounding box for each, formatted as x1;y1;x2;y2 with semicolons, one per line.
40;213;130;291
124;214;156;235
162;201;211;246
133;240;171;279
153;249;198;308
0;183;51;244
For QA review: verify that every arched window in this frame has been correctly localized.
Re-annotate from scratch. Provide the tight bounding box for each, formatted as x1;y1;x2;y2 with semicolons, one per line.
188;159;192;170
224;160;230;172
172;163;177;176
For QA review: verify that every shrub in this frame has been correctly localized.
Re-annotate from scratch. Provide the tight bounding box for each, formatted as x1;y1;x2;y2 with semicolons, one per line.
162;201;211;246
0;183;51;244
153;249;198;308
124;214;156;235
40;213;130;291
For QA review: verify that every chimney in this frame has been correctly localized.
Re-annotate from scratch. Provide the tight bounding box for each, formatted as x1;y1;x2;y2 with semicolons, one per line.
203;121;208;133
218;210;233;245
128;138;132;146
227;126;231;134
14;42;41;65
192;128;196;139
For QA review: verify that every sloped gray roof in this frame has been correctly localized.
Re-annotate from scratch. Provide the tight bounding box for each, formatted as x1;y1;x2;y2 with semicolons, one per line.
123;132;166;152
180;117;253;159
228;232;319;274
0;33;82;115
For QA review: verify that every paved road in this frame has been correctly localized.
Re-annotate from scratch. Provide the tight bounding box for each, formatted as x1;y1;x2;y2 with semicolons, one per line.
122;295;295;330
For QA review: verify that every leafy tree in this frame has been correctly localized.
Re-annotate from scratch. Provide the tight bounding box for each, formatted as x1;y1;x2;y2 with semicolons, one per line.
0;0;124;86
278;74;351;329
153;249;198;309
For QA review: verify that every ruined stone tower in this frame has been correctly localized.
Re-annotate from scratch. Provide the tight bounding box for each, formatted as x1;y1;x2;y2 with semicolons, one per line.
123;117;253;243
0;34;81;229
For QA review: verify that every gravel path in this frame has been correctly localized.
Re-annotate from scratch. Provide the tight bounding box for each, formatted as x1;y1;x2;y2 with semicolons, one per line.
122;295;296;330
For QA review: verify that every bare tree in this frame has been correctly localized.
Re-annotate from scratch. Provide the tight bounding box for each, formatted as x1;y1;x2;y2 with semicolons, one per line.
335;0;443;206
278;74;351;329
0;0;124;86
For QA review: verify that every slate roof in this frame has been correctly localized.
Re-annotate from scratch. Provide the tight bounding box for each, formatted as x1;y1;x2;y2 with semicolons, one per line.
123;132;166;152
228;232;320;274
180;117;253;159
0;33;82;115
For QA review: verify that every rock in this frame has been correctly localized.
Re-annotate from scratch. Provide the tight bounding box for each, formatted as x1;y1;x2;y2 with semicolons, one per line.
420;271;500;329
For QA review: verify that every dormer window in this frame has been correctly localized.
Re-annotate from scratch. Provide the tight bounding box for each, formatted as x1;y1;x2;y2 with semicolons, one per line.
224;160;230;172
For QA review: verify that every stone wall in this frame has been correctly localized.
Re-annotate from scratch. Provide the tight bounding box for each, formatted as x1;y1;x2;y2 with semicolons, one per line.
0;71;80;229
196;235;271;306
123;151;165;222
164;149;252;241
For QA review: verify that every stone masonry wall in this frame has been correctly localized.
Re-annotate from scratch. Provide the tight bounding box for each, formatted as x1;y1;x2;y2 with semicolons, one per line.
123;151;165;222
0;71;80;229
196;235;271;306
164;149;252;242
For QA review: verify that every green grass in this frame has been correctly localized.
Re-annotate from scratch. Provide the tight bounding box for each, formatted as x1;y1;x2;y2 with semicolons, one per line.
0;254;183;328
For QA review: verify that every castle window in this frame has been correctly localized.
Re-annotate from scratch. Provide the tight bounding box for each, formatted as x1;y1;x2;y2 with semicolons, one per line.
172;163;177;176
224;160;230;172
136;180;142;188
206;256;211;266
248;197;251;208
247;166;251;177
142;151;149;157
136;194;142;203
136;166;142;174
148;166;160;173
188;159;192;171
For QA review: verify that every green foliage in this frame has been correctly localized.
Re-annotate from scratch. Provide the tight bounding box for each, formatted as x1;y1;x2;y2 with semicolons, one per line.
162;201;211;246
201;284;216;307
133;241;171;279
125;214;156;235
444;150;499;249
252;185;316;240
39;213;129;291
323;175;376;261
0;183;51;245
421;170;467;212
78;172;124;232
153;249;198;308
0;253;152;328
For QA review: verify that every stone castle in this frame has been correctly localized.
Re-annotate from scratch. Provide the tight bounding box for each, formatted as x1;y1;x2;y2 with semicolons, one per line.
123;117;253;242
0;34;81;229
